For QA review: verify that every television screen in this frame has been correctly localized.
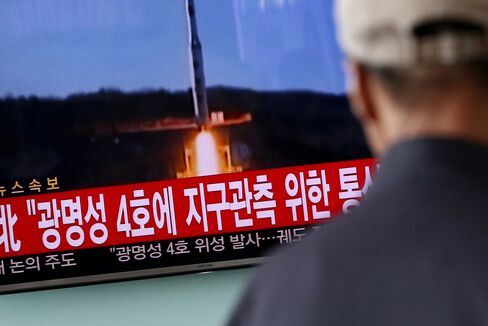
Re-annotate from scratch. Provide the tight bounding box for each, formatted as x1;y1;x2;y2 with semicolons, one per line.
0;0;375;293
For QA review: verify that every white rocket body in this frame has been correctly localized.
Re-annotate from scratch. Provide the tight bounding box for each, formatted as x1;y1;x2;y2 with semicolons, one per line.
186;0;210;129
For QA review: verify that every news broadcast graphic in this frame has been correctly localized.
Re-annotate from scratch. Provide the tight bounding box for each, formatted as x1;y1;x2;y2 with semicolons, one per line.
0;0;372;292
0;159;377;293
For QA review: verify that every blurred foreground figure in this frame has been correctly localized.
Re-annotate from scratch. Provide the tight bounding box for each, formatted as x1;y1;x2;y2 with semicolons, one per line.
228;0;488;325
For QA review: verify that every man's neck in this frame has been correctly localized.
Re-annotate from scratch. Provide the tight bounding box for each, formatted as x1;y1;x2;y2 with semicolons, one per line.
388;95;488;150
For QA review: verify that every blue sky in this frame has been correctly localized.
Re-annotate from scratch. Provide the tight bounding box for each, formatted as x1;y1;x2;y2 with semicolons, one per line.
0;0;345;98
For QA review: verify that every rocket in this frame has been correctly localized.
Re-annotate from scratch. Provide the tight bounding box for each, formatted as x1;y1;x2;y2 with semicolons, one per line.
91;0;251;135
186;0;210;129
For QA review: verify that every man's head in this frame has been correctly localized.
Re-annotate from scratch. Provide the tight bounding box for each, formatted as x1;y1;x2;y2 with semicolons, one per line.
336;0;488;155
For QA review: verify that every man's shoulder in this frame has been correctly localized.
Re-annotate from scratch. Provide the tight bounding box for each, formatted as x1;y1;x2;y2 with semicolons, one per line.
228;199;488;326
257;206;392;285
227;209;395;325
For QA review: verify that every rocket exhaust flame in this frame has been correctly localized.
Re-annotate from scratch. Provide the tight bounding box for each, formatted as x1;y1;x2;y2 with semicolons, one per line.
195;130;220;176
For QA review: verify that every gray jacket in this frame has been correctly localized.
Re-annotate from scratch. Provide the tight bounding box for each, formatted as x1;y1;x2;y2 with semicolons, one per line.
228;138;488;326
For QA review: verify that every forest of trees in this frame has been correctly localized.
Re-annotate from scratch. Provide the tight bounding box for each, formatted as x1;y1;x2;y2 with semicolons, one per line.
0;87;370;190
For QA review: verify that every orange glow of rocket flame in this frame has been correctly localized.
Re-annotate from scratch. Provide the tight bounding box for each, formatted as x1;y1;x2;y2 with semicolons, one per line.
195;130;220;176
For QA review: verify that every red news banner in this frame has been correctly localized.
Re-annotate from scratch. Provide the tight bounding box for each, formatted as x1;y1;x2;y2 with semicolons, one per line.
0;159;378;259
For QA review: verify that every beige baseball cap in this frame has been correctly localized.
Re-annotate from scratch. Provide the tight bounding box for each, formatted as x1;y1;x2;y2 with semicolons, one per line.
336;0;488;67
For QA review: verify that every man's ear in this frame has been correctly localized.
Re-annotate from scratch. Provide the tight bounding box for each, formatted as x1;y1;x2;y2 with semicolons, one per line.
344;60;387;155
345;61;378;125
